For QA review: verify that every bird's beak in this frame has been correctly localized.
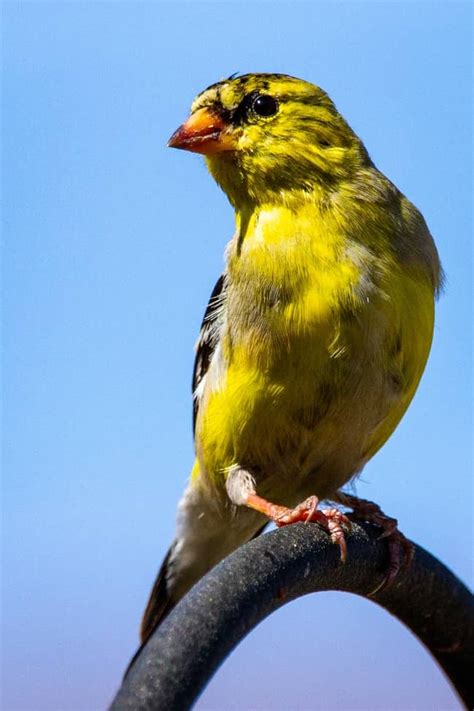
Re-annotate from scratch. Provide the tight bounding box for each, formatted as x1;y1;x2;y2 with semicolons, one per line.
168;107;236;155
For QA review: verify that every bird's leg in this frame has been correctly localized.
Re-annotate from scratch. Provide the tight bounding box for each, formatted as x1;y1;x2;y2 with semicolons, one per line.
225;467;351;562
334;491;414;592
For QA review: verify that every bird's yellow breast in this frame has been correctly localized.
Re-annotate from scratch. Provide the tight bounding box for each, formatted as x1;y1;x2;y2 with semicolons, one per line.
228;202;378;344
194;199;434;501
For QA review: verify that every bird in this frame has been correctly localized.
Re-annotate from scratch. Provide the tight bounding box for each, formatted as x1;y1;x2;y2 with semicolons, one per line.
139;73;442;648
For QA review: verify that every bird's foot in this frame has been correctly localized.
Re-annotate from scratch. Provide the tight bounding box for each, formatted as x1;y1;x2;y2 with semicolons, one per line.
246;493;351;562
335;492;414;593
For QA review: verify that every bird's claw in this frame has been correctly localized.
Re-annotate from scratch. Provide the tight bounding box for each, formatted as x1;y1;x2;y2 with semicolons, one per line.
272;496;351;563
336;493;414;594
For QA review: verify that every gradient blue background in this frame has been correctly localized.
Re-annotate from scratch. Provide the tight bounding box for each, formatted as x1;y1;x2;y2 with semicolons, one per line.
3;2;472;709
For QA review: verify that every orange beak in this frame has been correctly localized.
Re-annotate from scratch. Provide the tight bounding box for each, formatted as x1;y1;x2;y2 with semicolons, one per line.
168;107;236;155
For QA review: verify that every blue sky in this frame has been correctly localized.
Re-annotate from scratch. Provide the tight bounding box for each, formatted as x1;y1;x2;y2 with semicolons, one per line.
2;2;472;710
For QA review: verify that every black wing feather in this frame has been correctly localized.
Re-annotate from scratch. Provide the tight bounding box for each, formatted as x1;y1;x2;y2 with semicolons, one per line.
192;274;226;435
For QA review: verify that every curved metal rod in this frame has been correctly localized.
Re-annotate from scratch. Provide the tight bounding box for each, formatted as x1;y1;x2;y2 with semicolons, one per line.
111;522;474;710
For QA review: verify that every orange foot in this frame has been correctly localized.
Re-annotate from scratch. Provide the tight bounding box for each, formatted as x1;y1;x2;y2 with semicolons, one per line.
335;492;414;593
246;494;351;562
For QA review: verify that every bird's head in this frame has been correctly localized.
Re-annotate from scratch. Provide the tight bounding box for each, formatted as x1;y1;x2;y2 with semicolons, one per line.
168;73;371;208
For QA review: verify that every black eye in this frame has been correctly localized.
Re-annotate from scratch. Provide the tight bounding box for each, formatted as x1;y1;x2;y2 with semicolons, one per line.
252;94;278;117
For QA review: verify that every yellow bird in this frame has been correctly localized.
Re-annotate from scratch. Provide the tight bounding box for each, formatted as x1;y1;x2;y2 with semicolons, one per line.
140;73;442;644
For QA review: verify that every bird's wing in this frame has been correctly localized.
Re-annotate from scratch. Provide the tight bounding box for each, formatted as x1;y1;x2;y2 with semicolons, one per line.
192;274;227;435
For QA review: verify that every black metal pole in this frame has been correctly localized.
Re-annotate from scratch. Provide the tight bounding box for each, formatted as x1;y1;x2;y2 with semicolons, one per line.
111;522;474;710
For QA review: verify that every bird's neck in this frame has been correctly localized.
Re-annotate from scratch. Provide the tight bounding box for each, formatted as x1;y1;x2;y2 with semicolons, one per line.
206;151;345;212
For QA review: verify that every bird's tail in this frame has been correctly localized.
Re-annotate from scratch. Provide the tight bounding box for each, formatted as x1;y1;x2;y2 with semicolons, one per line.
140;517;268;646
123;544;178;678
124;482;268;678
140;546;176;644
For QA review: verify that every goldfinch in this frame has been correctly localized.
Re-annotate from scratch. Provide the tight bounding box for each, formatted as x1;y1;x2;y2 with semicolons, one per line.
140;73;442;645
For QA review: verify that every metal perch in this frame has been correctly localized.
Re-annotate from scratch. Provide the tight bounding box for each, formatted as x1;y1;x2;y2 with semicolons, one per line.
111;522;474;710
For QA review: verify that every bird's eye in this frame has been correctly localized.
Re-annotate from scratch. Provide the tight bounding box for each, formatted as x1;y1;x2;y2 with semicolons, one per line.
252;94;278;117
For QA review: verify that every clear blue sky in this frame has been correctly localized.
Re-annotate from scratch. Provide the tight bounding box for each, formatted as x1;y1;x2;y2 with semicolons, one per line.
2;2;472;710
